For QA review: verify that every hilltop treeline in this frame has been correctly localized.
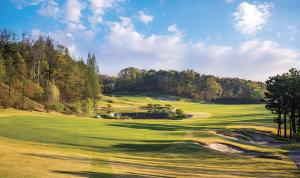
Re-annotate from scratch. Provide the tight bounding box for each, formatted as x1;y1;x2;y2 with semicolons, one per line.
265;68;300;140
0;30;101;113
102;67;265;103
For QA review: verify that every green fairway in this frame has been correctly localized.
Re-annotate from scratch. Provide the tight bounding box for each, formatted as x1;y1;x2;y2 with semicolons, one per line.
0;95;299;177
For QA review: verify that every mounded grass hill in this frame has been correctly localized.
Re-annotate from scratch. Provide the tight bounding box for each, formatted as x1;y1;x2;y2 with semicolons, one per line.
0;95;299;177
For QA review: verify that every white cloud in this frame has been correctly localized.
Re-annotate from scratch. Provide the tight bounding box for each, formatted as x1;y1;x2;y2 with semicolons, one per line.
27;0;122;59
65;0;85;25
12;0;60;19
97;18;299;81
12;0;44;9
187;40;299;80
287;25;298;34
225;0;235;4
233;2;272;35
167;24;182;36
287;25;298;41
31;28;44;40
32;26;95;59
37;0;59;18
88;0;123;25
100;17;185;72
138;11;154;25
66;33;73;39
167;24;178;33
47;30;84;58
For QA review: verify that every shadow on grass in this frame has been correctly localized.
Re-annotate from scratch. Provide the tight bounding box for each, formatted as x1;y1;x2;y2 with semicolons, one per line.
112;141;211;154
50;142;109;152
211;113;271;124
107;115;272;132
102;159;294;178
52;170;149;178
24;152;297;178
108;122;199;131
213;113;270;119
80;136;180;143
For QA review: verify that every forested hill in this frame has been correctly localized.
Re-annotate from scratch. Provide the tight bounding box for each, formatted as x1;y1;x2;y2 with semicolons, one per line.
0;29;264;114
0;29;101;112
102;67;265;104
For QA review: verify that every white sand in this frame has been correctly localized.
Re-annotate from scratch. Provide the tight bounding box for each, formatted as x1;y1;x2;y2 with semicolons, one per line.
208;143;243;154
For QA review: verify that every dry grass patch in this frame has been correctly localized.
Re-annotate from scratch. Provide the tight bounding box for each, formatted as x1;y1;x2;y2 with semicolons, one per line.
0;137;93;178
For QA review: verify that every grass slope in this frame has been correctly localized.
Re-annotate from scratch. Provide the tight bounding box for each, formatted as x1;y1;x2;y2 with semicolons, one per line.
0;82;45;111
0;95;299;177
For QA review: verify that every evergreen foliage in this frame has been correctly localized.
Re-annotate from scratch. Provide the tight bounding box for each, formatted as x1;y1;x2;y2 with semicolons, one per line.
265;68;300;140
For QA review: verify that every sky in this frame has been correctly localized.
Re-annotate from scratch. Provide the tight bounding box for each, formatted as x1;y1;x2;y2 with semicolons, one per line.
0;0;300;81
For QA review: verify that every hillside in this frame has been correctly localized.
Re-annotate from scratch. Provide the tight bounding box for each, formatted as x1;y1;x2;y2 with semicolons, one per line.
0;82;45;112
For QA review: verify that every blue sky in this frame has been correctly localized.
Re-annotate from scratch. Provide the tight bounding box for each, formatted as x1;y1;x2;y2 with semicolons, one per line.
1;0;300;81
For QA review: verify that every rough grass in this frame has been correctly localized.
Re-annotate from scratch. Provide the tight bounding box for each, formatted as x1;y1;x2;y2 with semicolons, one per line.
0;95;299;177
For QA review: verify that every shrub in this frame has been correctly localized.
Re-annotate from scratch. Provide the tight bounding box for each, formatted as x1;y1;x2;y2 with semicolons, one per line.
107;99;114;103
63;106;72;114
106;104;113;113
165;104;172;109
13;99;22;109
175;109;185;115
121;116;132;120
45;103;65;112
167;112;175;118
82;99;94;115
175;109;186;119
55;103;65;113
0;96;13;108
70;101;82;113
45;81;60;104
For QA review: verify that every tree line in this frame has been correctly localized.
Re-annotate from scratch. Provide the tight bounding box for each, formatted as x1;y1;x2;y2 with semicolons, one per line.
265;68;300;140
0;29;101;114
0;29;266;115
102;67;265;103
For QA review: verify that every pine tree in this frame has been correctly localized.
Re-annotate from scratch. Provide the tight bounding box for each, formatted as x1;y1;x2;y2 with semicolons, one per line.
85;53;101;108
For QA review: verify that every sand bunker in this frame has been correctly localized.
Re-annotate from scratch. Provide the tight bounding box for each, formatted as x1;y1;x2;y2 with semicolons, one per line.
239;131;286;148
216;130;286;148
216;130;251;142
207;143;243;154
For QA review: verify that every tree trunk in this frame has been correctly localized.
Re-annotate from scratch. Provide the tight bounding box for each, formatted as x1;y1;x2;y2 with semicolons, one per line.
290;117;293;140
37;58;40;84
291;110;296;139
8;77;11;98
284;111;287;138
31;55;36;82
93;98;96;109
277;113;282;137
21;81;25;109
298;118;300;140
